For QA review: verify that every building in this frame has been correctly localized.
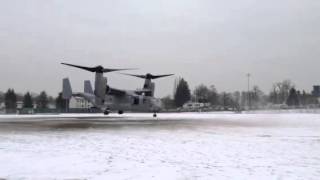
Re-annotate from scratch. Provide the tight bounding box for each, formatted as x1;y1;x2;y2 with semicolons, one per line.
16;101;23;109
182;102;211;110
69;97;92;109
312;86;320;97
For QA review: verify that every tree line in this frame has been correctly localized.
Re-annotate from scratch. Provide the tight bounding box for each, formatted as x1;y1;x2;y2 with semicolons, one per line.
1;78;319;113
0;89;67;113
162;78;319;110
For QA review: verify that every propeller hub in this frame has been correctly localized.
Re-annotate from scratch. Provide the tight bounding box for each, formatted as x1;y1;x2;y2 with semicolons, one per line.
95;66;104;73
146;73;153;79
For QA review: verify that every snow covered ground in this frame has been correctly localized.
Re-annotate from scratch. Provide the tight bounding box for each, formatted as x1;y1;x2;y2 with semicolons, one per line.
0;112;320;180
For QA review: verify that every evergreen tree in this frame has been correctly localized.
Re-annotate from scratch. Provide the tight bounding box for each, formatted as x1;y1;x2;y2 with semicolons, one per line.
174;78;191;107
23;92;33;108
55;92;67;111
5;89;17;112
300;90;307;106
37;91;49;110
0;91;4;103
208;85;219;105
286;88;300;106
270;80;295;104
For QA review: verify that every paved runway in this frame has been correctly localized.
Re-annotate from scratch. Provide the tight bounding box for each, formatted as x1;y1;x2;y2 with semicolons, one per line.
0;113;235;131
0;112;319;131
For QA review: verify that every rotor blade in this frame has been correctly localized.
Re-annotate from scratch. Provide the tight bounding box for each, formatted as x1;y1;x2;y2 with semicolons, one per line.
61;63;96;72
103;68;137;73
150;74;174;79
120;73;174;79
120;73;147;79
62;63;136;73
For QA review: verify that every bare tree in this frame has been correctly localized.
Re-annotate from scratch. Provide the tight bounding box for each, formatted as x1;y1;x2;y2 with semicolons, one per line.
251;85;265;109
270;80;295;104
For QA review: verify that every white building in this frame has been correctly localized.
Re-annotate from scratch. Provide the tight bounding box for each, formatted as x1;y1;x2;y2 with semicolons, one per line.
69;97;92;109
183;102;211;110
17;101;23;109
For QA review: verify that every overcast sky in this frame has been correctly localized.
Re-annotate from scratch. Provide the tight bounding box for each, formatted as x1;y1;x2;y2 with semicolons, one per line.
0;0;319;97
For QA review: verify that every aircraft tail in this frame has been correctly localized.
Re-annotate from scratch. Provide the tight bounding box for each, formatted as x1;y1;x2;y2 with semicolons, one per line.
62;78;72;99
84;80;94;94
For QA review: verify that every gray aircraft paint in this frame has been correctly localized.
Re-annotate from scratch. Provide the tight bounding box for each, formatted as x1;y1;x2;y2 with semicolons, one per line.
94;73;107;107
61;63;167;113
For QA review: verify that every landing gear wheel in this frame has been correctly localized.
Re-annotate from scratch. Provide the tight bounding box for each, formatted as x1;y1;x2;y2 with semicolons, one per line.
104;110;110;115
118;110;124;115
153;113;157;118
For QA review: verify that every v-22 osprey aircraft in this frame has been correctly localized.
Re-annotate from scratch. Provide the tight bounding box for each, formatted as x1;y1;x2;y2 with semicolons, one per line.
61;63;174;117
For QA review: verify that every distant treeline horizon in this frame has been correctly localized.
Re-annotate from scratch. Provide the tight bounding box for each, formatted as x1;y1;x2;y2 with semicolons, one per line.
0;78;319;111
163;78;319;110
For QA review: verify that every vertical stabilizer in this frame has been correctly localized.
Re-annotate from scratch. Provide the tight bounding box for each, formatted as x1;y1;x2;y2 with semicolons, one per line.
62;78;72;99
84;80;93;94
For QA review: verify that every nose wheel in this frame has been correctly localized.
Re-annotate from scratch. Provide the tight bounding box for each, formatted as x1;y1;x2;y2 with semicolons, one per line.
153;112;157;118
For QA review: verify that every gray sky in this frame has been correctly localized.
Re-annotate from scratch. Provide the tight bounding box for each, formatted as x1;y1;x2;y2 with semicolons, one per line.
0;0;319;97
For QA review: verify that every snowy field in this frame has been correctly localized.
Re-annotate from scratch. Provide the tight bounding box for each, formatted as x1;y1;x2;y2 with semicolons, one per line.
0;112;320;180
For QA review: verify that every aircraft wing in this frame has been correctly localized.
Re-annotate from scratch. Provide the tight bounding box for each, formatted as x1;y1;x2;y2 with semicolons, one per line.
107;87;127;96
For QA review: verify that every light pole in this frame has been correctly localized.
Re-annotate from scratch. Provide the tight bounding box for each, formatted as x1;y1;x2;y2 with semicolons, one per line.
247;73;251;110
